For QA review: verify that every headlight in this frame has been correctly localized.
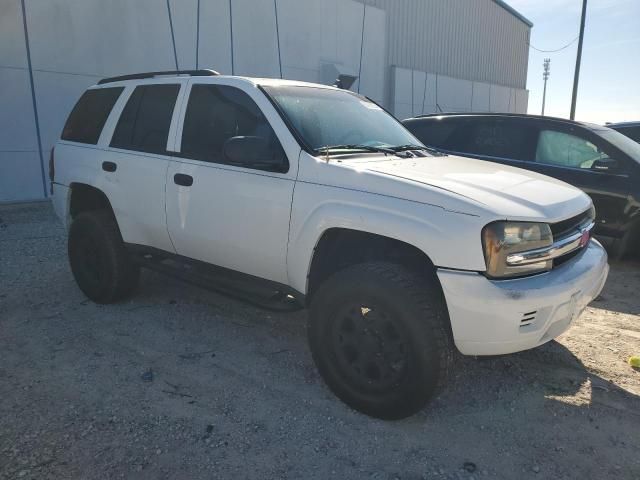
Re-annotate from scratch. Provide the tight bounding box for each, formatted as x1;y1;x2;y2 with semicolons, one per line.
482;222;553;278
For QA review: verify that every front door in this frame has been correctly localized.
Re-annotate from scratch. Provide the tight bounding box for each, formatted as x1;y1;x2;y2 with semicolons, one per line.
165;81;297;284
526;125;633;237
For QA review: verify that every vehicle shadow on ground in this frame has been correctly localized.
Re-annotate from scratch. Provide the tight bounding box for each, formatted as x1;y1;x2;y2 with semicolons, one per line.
437;340;639;417
595;258;640;316
396;341;640;477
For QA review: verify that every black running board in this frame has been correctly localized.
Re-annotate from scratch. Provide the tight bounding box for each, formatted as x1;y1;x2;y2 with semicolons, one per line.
125;244;305;312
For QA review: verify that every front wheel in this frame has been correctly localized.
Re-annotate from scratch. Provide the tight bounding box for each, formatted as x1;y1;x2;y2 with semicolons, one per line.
308;262;453;420
609;220;640;260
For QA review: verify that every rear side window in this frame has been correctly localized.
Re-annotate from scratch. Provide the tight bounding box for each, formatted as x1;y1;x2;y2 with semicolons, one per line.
110;84;180;154
61;87;123;144
449;120;537;161
180;84;286;170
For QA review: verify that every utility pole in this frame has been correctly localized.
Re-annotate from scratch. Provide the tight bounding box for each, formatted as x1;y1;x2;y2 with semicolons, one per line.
541;58;550;116
570;0;587;120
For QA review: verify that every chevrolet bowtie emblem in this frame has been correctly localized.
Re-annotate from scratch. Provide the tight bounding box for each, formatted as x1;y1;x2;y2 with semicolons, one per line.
579;229;591;248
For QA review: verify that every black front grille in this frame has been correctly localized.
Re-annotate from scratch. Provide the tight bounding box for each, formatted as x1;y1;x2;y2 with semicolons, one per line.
550;208;594;239
553;245;585;267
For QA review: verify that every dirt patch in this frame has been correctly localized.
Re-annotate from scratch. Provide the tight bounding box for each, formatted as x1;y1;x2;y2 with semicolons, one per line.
1;202;639;479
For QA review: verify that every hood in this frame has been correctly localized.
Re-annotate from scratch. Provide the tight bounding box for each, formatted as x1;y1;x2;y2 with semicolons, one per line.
302;153;593;222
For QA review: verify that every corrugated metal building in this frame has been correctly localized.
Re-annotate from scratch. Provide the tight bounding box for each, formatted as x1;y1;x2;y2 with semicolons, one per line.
373;0;530;88
0;0;531;202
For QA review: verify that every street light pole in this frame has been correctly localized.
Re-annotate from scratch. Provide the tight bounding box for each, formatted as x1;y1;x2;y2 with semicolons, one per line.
570;0;587;120
542;58;550;116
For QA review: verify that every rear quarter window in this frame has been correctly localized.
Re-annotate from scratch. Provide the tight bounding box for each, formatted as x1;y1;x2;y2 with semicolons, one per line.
61;87;124;144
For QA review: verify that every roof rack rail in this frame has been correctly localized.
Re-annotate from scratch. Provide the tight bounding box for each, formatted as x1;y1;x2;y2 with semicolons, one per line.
97;69;220;85
409;112;584;125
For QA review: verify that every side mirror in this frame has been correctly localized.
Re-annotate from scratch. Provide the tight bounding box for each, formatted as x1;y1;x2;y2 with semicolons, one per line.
591;157;618;172
223;136;286;172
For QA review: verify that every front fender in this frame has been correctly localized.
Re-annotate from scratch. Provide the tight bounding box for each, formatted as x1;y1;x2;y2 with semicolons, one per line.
286;181;488;294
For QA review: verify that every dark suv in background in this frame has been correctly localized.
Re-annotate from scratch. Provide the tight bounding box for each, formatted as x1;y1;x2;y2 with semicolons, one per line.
402;113;640;258
607;121;640;144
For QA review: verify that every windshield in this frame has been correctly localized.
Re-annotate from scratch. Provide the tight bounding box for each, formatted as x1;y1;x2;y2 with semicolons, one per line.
262;85;423;154
595;128;640;163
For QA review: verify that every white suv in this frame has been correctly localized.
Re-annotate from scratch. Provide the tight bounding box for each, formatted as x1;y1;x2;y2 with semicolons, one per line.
51;70;609;419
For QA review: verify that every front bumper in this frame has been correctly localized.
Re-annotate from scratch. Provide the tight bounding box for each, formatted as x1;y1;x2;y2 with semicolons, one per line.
437;240;609;356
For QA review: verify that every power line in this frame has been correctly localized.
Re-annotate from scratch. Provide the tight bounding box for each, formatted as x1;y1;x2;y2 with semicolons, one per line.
529;36;578;53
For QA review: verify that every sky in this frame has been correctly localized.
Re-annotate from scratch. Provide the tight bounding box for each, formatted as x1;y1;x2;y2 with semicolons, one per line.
507;0;640;123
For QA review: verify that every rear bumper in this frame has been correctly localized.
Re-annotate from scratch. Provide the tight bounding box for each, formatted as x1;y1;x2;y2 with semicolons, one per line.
437;240;609;356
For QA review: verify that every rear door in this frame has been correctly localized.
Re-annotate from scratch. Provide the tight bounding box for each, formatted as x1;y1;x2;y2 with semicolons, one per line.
407;116;538;169
164;79;299;284
98;79;187;252
526;123;633;237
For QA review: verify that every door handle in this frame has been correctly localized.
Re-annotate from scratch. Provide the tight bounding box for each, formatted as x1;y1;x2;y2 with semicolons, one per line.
174;173;193;187
102;161;117;172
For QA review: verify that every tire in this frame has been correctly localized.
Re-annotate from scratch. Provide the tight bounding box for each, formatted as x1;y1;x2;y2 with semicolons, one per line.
68;210;140;304
609;221;639;261
308;262;454;420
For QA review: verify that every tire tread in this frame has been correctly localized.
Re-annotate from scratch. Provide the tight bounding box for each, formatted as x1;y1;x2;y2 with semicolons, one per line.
308;261;454;419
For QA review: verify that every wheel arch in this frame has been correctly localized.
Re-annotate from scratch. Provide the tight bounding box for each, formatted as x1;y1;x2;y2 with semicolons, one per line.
287;196;488;297
68;182;115;219
304;227;440;304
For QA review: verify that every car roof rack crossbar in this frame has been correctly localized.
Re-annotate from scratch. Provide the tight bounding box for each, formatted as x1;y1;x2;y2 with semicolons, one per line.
97;69;220;85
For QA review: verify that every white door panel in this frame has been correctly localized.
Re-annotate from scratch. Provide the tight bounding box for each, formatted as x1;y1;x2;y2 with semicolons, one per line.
166;159;294;284
165;79;300;284
100;148;175;253
92;79;187;253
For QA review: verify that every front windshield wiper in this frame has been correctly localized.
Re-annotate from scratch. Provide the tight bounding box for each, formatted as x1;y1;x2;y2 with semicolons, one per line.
390;144;446;156
315;144;396;155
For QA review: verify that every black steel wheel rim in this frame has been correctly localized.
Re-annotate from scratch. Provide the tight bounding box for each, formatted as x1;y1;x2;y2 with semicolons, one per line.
329;302;410;393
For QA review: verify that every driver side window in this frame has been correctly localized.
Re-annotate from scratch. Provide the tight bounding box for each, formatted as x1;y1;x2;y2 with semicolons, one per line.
536;130;608;169
180;84;284;169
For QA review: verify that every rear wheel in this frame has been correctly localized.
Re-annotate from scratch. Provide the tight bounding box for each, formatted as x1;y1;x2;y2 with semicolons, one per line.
68;211;139;303
308;262;453;420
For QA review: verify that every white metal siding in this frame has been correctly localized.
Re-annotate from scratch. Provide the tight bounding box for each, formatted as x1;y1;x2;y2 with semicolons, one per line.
364;0;530;89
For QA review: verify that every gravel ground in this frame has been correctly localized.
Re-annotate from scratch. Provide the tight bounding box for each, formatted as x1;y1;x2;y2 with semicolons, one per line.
1;202;639;480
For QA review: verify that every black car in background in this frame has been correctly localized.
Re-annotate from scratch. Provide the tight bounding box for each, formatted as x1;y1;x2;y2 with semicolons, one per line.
606;121;640;144
402;113;640;258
